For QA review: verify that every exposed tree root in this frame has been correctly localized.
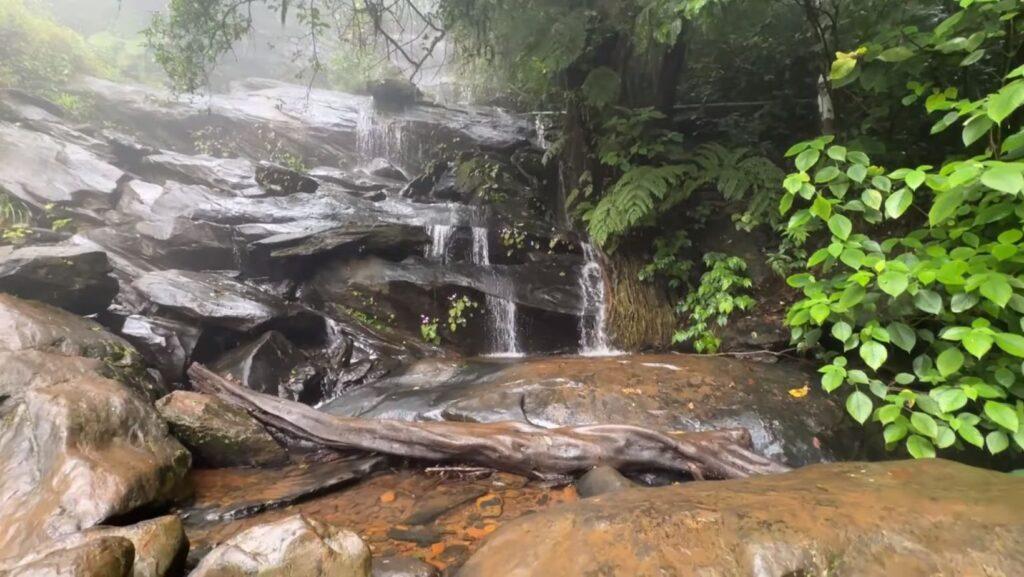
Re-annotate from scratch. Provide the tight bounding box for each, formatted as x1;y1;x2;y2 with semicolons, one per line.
188;364;790;480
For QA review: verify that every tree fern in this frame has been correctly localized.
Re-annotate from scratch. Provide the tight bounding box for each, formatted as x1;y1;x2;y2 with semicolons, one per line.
585;164;688;246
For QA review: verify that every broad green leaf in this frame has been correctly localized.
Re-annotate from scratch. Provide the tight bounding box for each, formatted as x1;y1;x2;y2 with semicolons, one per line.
994;332;1024;357
795;149;820;172
846;390;873;424
980;277;1012;307
987;81;1024;124
877;404;901;424
981;165;1024;194
810;303;830;324
877;46;914;62
985;401;1020;432
904;170;926;190
914;290;942;314
848;164;868;183
906;435;936;458
888;322;916;352
884;422;908;444
951;292;979;312
962;115;994;146
828;214;852;240
933;388;968;413
911;412;938;438
811;196;832;220
827;145;847;161
860;341;887;371
987;431;1010;454
877;270;908;297
959;423;985;448
839;284;867;308
831;321;853;343
936;347;964;377
884;188;912;219
929;189;965;225
815;166;841;183
963;330;994;358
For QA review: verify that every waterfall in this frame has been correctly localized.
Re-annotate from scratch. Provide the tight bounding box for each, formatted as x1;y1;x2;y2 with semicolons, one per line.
471;227;522;357
579;242;619;356
355;103;404;164
428;225;455;262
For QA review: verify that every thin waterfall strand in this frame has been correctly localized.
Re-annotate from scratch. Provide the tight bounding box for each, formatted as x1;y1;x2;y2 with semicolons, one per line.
579;243;619;356
429;225;455;262
472;227;522;357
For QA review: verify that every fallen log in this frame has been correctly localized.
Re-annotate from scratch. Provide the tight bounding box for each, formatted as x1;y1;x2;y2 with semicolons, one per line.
188;363;790;480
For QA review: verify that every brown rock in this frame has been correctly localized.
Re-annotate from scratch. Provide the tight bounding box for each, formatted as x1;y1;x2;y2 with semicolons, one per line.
0;537;134;577
457;460;1024;577
156;391;287;468
190;515;370;577
81;516;187;577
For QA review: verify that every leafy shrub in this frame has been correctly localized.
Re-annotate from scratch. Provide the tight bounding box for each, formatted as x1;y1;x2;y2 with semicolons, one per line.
0;0;104;90
674;252;755;353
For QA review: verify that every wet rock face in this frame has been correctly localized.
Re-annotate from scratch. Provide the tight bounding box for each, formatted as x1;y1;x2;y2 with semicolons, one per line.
133;269;325;338
0;245;118;315
156;391;287;468
0;353;190;561
190;515;371;577
0;536;135;577
458;460;1024;577
0;293;129;357
575;466;637;498
120;315;202;384
0;122;123;209
322;355;854;467
210;331;319;401
255;162;319;196
371;556;440;577
78;516;187;577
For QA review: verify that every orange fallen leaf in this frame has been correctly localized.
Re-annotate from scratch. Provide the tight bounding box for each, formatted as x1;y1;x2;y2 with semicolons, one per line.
430;542;446;556
379;490;396;504
788;385;810;398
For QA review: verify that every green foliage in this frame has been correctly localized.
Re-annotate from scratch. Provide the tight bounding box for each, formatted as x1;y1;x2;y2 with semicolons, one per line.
0;0;104;90
783;0;1024;461
420;316;440;345
674;252;754;353
446;295;478;332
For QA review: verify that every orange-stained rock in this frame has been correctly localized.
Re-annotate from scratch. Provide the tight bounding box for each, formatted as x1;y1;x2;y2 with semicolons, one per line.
458;460;1024;577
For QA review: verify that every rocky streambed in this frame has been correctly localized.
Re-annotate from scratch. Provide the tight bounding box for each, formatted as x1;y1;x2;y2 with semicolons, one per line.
0;77;1022;577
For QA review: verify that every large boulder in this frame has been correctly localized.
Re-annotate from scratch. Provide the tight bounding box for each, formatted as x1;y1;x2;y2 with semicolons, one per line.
132;270;325;337
458;460;1024;577
156;391;287;468
0;121;123;209
0;244;118;315
0;537;134;577
0;352;190;560
322;355;854;467
79;516;187;577
0;293;129;357
121;315;203;384
189;514;371;577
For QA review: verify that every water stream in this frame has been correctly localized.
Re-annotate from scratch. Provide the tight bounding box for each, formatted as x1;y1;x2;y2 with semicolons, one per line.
471;227;522;357
579;243;619;356
428;224;455;263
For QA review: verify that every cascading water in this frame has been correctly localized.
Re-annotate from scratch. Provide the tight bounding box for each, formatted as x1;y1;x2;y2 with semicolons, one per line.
428;225;455;262
579;242;619;356
471;227;522;357
356;102;405;164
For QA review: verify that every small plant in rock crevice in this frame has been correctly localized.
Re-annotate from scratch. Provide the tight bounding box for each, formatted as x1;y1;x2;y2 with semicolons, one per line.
420;315;440;345
674;253;755;353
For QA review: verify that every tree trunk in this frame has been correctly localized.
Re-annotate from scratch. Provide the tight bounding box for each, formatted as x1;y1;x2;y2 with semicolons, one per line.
189;364;790;481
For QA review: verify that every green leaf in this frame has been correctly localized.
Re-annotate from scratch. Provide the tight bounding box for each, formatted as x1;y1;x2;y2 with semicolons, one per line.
884;422;908;444
828;214;852;240
904;170;926;190
877;270;908;297
987;81;1024;124
827;145;847;161
859;341;887;371
936;347;965;377
911;412;938;438
795;149;820;172
815;166;841;183
832;321;853;343
980;277;1012;307
811;196;832;220
877;404;901;424
951;292;979;313
994;332;1024;357
987;431;1010;454
959;423;985;448
906;435;936;458
963;115;994;146
934;388;967;413
877;46;914;62
846;390;873;424
929;189;965;225
981;165;1024;194
810;303;831;324
914;290;942;314
985;401;1020;432
848;164;868;183
963;331;994;358
884;188;913;219
888;322;916;352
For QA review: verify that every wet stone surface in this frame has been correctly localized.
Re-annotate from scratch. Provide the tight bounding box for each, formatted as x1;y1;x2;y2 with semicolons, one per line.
180;465;579;575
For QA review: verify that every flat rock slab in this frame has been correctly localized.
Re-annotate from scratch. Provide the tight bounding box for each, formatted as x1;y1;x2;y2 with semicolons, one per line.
323;355;852;467
0;244;118;315
0;536;134;577
0;293;129;357
458;459;1024;577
